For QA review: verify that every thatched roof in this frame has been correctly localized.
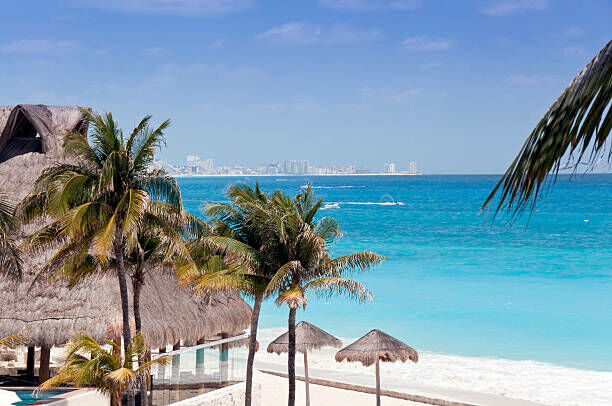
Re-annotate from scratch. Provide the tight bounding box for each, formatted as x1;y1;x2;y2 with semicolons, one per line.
0;105;88;202
267;321;342;354
0;270;251;348
335;329;418;367
0;104;252;348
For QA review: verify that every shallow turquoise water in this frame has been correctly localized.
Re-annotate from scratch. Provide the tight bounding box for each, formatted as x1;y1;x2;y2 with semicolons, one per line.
12;389;67;404
178;174;612;371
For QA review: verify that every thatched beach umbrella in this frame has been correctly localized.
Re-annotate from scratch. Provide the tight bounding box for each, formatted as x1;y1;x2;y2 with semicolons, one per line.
267;321;342;406
335;330;418;406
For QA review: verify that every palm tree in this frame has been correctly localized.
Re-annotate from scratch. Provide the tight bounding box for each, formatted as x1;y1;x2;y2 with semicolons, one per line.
482;40;612;215
0;334;26;350
40;333;168;406
264;188;385;406
183;183;277;406
0;192;22;281
17;111;181;354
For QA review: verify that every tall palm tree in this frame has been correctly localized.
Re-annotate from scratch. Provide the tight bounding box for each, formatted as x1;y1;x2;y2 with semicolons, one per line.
183;183;277;406
0;192;22;281
483;40;612;215
17;111;181;353
40;333;168;406
264;188;385;406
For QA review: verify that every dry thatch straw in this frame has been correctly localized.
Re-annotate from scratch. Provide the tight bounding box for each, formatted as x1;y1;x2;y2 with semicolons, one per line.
335;329;418;367
267;321;342;355
0;270;251;348
0;104;252;349
336;330;418;406
268;321;342;406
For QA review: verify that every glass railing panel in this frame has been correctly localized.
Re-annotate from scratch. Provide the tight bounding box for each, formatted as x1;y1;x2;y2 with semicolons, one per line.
150;334;248;406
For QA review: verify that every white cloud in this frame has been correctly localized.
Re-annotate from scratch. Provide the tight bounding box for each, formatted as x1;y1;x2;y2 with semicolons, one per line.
420;61;443;70
142;47;165;55
212;39;227;48
318;0;421;11
562;46;586;57
257;23;382;44
401;37;453;51
481;0;548;16
359;86;420;102
565;26;585;38
257;100;319;111
1;39;80;55
504;74;555;85
66;0;254;17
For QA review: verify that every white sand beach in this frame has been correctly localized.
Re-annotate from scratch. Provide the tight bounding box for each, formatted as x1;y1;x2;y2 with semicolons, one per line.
255;370;424;406
256;328;612;406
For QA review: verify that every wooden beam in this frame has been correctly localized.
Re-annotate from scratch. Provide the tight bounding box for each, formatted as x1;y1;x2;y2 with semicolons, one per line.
26;346;35;376
38;346;50;385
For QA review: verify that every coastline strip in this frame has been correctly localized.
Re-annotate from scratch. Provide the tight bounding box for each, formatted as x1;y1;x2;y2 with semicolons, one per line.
258;369;477;406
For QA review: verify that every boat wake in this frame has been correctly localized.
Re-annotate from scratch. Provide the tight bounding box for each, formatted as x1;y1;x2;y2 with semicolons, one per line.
321;203;340;210
343;201;405;206
301;185;366;189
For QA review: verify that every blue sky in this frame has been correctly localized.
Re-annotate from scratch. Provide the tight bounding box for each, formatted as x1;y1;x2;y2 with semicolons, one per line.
1;0;610;173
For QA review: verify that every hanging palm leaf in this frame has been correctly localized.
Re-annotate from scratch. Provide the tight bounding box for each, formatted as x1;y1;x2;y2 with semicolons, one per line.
483;40;612;215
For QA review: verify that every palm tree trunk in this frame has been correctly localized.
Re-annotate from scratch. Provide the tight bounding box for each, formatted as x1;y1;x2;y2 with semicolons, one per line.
304;351;310;406
245;292;263;406
287;307;297;406
133;278;143;332
111;392;121;406
114;236;132;353
375;357;380;406
133;278;149;406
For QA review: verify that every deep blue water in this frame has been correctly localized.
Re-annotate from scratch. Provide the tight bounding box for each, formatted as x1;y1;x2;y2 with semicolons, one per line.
177;174;612;371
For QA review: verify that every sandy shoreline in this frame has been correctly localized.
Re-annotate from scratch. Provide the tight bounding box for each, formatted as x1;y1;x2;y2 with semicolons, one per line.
256;328;612;406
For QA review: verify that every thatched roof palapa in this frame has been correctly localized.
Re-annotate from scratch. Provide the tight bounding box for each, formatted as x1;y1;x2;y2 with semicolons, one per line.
335;329;418;367
0;105;88;201
267;321;342;354
0;104;252;349
0;270;251;348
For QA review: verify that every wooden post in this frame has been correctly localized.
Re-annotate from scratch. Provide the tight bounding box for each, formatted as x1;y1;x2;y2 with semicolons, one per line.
196;337;206;392
26;346;35;376
38;346;51;385
304;352;310;406
219;333;229;386
170;341;181;403
154;346;167;406
375;357;381;406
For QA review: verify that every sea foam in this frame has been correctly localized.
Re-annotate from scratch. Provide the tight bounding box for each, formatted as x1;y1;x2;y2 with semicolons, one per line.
257;328;612;406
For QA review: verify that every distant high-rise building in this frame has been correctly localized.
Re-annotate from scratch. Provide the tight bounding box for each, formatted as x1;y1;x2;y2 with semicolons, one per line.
200;159;213;171
299;160;309;175
385;162;396;173
186;155;200;164
283;160;299;174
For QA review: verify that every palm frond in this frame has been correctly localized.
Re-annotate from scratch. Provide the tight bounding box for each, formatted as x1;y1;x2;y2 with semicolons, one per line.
266;261;302;294
0;334;27;350
320;251;385;276
483;39;612;215
118;189;149;237
304;276;373;304
275;284;308;309
131;119;170;174
195;236;264;272
63;130;102;169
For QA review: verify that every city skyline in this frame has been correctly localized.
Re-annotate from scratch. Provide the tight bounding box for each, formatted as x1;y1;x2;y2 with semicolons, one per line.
155;155;421;176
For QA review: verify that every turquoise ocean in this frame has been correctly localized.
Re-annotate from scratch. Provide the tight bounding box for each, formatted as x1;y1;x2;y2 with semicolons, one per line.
177;174;612;372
